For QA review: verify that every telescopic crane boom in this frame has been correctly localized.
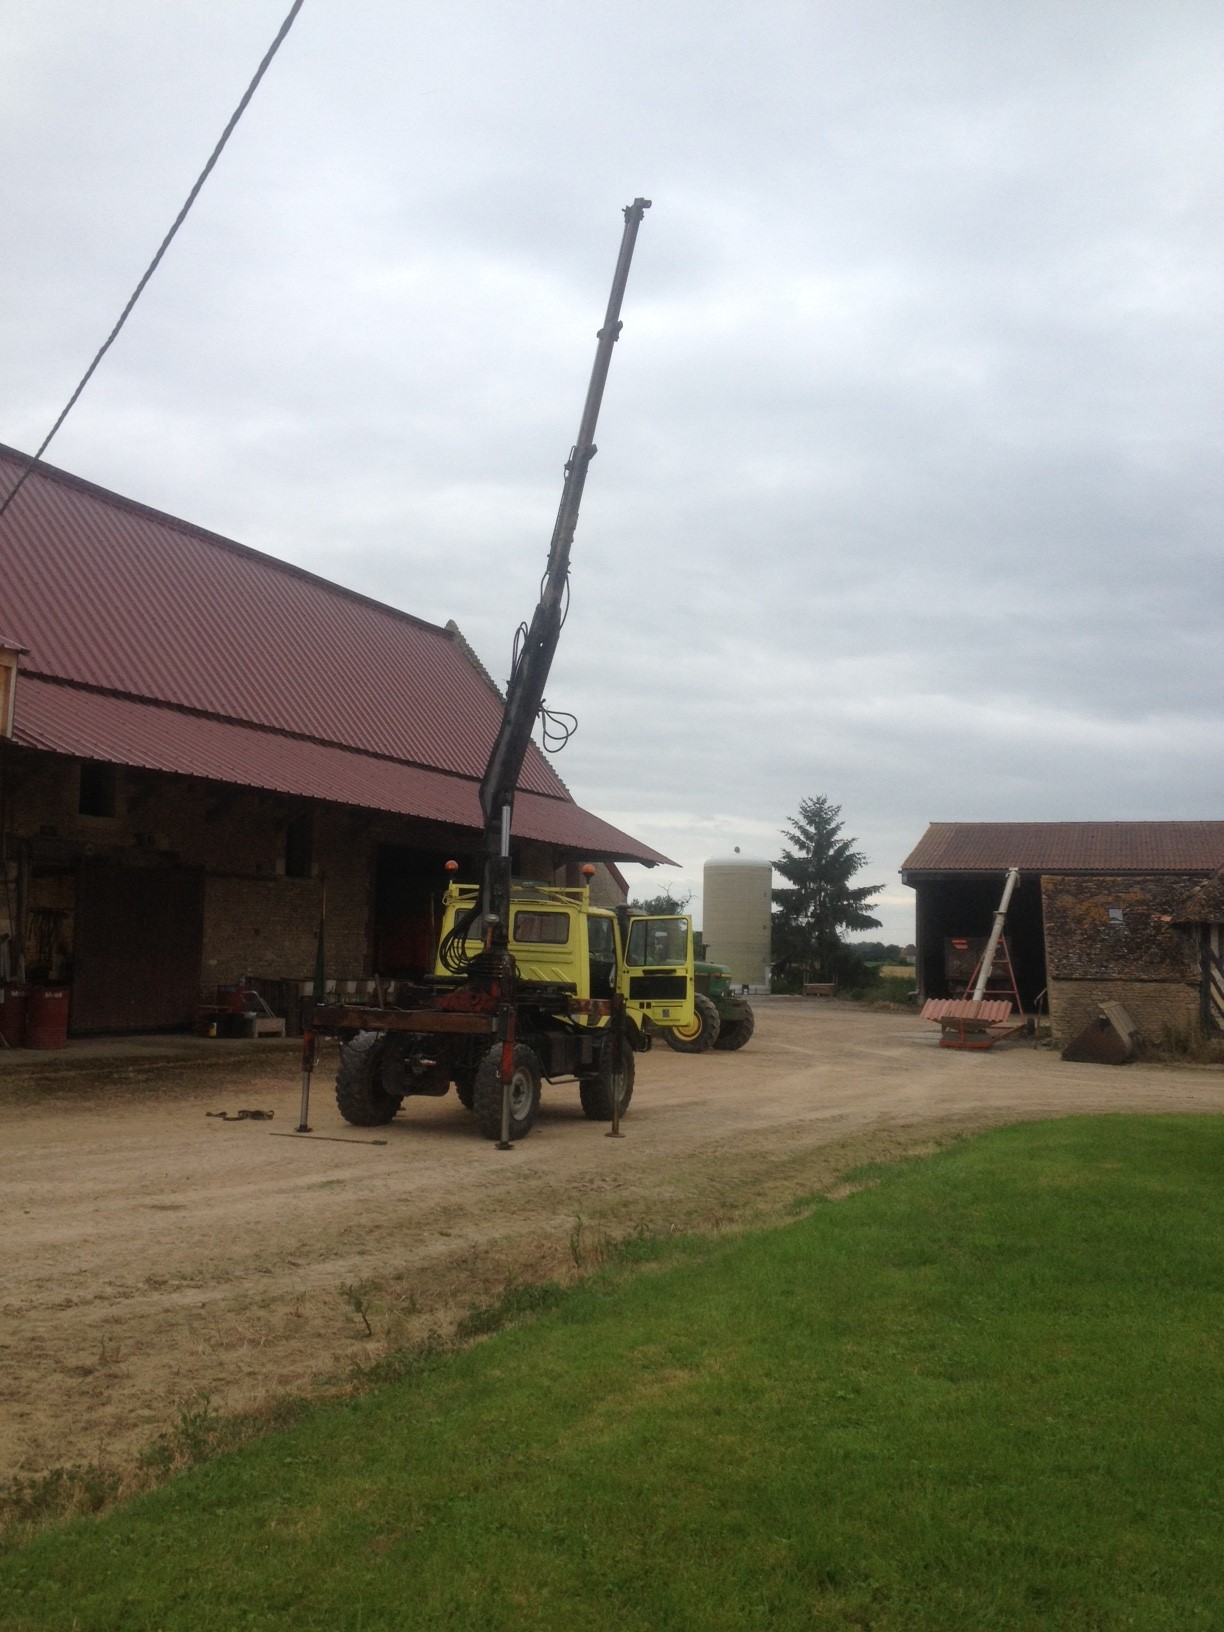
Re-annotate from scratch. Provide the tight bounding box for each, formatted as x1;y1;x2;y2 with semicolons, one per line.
473;196;651;950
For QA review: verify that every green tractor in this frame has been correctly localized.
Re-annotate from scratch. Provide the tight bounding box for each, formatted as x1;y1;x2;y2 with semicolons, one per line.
664;936;755;1054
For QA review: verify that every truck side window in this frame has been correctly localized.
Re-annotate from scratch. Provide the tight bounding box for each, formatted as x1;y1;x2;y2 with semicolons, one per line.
588;915;616;997
512;911;570;944
626;917;689;967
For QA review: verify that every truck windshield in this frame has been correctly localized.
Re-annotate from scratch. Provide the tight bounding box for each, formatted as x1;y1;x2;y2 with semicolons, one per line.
626;917;689;967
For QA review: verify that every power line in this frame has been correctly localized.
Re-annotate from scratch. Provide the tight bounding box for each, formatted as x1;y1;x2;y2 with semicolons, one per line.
0;0;308;525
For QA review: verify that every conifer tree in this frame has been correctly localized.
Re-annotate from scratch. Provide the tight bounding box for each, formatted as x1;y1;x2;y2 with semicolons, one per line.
772;796;882;981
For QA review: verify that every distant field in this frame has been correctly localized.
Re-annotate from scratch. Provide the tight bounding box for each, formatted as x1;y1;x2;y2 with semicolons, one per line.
879;963;915;979
3;1115;1223;1631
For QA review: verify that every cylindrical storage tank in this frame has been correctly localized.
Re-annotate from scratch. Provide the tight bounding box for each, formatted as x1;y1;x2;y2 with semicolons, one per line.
702;857;773;993
0;983;28;1048
26;986;70;1050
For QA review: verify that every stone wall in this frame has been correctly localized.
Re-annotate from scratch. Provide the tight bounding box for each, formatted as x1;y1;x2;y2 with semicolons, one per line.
1042;873;1204;1044
1;745;634;1011
1047;977;1200;1048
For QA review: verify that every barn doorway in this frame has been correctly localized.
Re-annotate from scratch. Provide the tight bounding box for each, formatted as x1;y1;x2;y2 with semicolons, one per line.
72;860;205;1033
373;845;462;977
914;872;1048;1013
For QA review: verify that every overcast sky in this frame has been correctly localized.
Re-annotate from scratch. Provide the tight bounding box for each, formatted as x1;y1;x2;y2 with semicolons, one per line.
4;2;1223;941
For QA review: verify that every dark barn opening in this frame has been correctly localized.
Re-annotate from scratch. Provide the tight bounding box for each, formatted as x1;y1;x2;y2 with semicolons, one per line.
913;871;1048;1012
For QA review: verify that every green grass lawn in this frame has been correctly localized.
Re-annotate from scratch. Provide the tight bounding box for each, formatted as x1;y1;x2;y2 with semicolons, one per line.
3;1114;1223;1631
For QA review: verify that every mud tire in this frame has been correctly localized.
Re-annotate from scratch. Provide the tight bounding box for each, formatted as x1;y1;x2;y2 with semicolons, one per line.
579;1040;636;1121
663;993;721;1053
453;1068;477;1111
712;1005;756;1051
335;1031;404;1126
472;1043;542;1141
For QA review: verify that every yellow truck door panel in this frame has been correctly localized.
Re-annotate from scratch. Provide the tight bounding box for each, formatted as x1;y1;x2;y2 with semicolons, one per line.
619;914;695;1032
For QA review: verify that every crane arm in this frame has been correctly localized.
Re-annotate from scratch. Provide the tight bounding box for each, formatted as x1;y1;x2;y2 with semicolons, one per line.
474;197;651;944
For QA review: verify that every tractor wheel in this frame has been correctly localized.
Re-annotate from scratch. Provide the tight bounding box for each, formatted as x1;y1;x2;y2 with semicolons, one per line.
471;1043;542;1141
712;1005;755;1051
335;1032;404;1126
579;1041;636;1121
663;993;720;1053
453;1068;477;1110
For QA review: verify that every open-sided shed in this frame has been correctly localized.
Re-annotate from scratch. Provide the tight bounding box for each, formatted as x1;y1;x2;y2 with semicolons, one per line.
902;822;1224;1045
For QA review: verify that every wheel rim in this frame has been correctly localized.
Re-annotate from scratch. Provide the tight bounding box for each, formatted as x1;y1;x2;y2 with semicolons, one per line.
672;1012;704;1042
508;1066;535;1119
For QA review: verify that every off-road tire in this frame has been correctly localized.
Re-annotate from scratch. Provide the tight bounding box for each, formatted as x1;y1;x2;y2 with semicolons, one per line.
453;1068;477;1111
472;1043;542;1141
335;1031;404;1125
663;993;720;1053
579;1041;636;1120
712;1005;755;1051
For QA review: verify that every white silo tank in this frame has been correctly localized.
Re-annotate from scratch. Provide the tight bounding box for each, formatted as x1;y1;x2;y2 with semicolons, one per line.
702;856;773;993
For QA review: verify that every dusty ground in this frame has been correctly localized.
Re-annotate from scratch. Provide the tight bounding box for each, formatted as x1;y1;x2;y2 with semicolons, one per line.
3;998;1222;1485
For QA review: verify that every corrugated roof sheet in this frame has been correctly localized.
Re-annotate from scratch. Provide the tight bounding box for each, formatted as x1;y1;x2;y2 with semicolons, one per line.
14;677;666;861
0;443;560;796
902;822;1224;875
0;446;671;866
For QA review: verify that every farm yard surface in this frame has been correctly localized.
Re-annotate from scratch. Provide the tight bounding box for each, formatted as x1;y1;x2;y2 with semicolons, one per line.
3;998;1223;1486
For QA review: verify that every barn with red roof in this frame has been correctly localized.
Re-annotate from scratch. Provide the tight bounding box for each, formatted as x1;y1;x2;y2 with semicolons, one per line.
0;444;667;1035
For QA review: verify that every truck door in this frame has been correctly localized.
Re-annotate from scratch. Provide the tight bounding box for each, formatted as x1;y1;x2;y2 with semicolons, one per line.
618;915;696;1033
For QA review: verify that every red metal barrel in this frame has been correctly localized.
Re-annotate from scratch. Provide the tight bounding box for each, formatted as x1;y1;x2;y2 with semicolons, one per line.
26;986;70;1050
0;983;28;1048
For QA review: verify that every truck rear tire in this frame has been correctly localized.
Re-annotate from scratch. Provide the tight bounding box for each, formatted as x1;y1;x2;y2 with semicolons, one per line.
579;1042;635;1120
663;993;720;1053
712;1005;755;1051
472;1043;542;1141
335;1032;404;1125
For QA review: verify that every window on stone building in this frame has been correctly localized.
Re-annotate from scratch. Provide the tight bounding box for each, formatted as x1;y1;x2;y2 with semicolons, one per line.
285;810;314;878
78;761;118;818
1108;907;1124;925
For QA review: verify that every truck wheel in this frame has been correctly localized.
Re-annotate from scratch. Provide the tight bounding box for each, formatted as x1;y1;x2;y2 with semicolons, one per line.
453;1068;476;1110
579;1043;635;1120
712;1005;755;1051
335;1032;404;1125
472;1044;542;1141
663;993;720;1053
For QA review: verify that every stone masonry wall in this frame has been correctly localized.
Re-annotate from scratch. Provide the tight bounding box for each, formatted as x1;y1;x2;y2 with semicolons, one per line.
1042;873;1205;1044
1048;978;1200;1048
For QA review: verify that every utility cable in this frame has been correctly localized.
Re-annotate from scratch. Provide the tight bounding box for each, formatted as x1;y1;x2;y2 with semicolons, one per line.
0;0;307;525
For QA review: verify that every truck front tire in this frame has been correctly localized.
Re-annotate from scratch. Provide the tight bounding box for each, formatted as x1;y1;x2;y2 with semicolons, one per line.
472;1043;542;1141
579;1042;635;1120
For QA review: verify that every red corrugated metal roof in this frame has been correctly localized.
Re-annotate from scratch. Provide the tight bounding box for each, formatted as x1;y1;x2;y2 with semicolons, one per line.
14;675;670;863
0;443;561;796
0;446;672;866
902;822;1224;875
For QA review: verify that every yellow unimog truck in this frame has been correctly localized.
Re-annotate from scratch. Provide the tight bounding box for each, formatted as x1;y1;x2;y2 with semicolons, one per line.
329;879;695;1140
303;198;664;1147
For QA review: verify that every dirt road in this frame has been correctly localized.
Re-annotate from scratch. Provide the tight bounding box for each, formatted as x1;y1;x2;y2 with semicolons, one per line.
3;999;1222;1483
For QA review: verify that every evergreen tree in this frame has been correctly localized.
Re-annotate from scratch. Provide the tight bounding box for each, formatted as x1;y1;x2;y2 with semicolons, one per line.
772;796;882;981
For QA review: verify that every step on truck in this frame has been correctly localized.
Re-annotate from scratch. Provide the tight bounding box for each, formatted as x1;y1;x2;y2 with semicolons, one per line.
301;197;697;1143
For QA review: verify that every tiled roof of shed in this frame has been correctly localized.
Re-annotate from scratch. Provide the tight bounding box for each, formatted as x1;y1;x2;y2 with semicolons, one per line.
902;822;1224;876
0;445;670;866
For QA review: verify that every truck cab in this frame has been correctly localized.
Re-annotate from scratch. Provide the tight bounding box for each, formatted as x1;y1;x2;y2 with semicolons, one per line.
434;880;696;1038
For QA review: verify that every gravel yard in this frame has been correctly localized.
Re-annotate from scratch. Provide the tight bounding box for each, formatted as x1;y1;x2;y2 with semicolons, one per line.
3;998;1221;1483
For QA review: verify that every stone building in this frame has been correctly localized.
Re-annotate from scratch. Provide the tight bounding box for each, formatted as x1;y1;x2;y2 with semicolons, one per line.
0;444;668;1033
902;822;1224;1045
